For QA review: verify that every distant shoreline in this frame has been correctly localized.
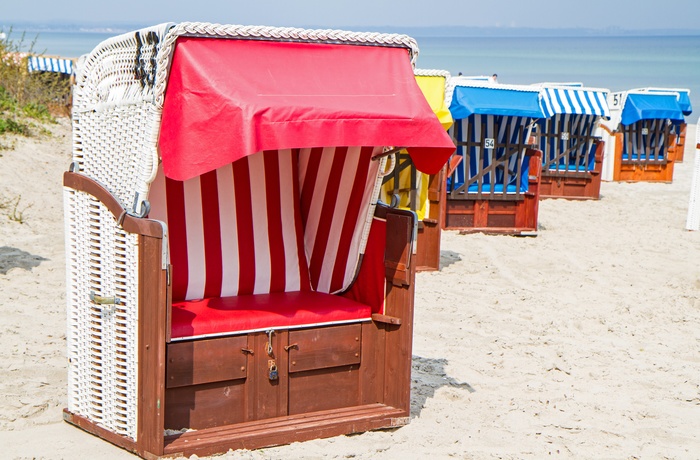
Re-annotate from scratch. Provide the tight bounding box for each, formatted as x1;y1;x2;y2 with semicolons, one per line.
3;22;700;38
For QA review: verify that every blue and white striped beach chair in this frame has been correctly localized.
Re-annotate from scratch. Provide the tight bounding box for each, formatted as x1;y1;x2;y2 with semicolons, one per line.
603;88;689;182
443;78;545;234
533;84;610;199
27;56;74;75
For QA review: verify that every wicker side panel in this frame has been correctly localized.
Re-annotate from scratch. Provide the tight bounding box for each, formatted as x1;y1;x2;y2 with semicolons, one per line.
64;187;140;440
73;101;155;211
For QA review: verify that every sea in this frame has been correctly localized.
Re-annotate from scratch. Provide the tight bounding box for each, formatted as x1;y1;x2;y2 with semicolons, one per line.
8;29;700;123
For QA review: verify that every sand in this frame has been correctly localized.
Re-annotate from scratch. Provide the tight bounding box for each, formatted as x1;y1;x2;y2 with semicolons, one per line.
0;119;698;459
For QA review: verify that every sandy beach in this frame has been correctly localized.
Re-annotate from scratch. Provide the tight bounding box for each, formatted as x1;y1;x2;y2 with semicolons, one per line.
0;119;698;459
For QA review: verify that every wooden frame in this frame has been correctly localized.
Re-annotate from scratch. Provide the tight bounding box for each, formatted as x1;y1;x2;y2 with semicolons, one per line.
63;172;417;459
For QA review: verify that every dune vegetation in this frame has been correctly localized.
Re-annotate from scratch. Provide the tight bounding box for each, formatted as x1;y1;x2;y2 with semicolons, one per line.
0;29;72;141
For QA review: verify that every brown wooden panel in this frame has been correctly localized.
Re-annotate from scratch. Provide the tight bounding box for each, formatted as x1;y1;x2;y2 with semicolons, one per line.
382;282;414;414
64;410;138;455
487;213;516;228
288;324;361;373
136;235;167;457
288;365;360;415
384;208;415;287
163;404;405;458
246;330;288;421
165;379;246;430
167;336;248;388
415;220;440;272
360;321;385;406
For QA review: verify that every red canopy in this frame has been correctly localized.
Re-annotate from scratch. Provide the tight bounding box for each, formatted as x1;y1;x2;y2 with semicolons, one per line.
158;37;455;181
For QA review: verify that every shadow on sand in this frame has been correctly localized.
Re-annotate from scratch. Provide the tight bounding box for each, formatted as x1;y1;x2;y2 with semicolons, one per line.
439;250;462;270
410;355;475;418
0;246;48;275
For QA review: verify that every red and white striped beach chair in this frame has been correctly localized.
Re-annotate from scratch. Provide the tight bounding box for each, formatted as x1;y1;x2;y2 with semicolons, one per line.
62;22;454;458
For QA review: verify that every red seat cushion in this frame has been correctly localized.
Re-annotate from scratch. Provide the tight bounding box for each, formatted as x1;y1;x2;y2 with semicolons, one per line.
171;291;372;339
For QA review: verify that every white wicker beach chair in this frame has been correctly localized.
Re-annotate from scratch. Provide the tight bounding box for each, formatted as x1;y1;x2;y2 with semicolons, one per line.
63;22;454;458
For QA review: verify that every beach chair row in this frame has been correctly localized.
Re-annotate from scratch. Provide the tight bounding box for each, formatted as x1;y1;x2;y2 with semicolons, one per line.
383;73;692;260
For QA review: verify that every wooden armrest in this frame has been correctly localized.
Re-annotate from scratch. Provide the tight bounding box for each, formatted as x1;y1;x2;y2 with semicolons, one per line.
63;171;164;238
371;313;402;325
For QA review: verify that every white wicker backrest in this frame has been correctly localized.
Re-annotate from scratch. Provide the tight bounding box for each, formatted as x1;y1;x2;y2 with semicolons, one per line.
72;23;172;212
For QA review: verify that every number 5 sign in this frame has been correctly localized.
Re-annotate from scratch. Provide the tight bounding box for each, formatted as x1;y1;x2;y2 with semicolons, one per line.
611;92;623;109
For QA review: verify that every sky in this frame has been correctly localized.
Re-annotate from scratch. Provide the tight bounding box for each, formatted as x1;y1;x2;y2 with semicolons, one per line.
4;0;700;32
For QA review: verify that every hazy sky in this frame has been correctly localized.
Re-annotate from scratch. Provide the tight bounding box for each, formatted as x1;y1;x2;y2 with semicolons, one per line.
5;0;700;31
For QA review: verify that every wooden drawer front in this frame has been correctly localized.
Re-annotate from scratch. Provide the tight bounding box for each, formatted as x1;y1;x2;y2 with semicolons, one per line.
167;336;248;388
288;365;360;415
288;324;361;373
165;380;246;430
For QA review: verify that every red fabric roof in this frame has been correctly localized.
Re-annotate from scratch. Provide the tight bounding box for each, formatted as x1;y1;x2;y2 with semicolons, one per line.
158;37;454;181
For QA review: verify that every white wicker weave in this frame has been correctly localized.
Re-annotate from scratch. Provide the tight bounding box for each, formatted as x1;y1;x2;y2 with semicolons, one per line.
64;187;139;439
686;123;700;230
414;68;451;78
66;21;423;442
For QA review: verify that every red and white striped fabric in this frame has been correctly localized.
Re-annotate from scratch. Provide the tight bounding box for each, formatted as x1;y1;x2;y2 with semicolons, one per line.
149;149;311;301
149;146;381;304
299;146;381;294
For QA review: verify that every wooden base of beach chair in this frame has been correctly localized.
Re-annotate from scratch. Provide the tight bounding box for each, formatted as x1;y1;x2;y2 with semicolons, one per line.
444;195;539;235
66;403;408;459
612;131;677;183
62;172;417;459
539;141;605;200
443;151;541;235
64;275;416;460
64;320;413;459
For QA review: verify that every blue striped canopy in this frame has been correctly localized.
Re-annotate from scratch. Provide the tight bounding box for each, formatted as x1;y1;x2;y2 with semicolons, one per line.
539;87;610;119
449;85;547;119
27;56;74;75
621;93;685;126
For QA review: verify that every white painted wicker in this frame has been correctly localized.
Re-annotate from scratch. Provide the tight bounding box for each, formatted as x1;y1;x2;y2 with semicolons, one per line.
66;21;422;441
64;187;139;438
414;68;450;78
686;123;700;230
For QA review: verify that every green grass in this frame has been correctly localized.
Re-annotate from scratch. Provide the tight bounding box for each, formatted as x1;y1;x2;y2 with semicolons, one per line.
0;28;72;138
